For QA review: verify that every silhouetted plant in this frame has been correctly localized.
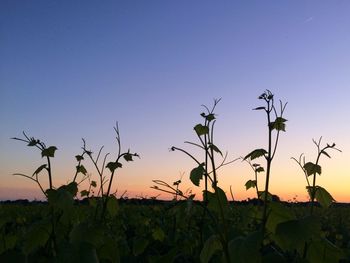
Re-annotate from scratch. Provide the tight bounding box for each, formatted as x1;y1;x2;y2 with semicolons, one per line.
243;90;287;235
292;137;341;214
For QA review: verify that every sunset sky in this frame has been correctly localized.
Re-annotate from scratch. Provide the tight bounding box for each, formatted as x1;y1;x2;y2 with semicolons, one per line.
1;1;350;202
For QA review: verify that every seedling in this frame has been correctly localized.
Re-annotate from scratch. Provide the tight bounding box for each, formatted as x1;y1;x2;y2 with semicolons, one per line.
243;90;287;235
292;137;341;214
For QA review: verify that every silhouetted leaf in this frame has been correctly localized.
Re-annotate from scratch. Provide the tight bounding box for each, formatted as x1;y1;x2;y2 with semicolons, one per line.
190;164;205;186
253;106;266;110
75;155;84;161
106;162;122;173
271;117;287;131
209;143;222;156
152;227;165;242
244;149;267;160
133;237;149;256
256;167;264;173
32;164;47;177
321;150;331;158
91;181;97;187
304;162;321;176
107;195;119;217
80;190;89;197
76;165;87;175
41;146;57;158
124;153;133;162
245;180;257;190
194;124;209;136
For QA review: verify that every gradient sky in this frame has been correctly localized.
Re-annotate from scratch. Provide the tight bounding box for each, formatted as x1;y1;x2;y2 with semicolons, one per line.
1;1;350;202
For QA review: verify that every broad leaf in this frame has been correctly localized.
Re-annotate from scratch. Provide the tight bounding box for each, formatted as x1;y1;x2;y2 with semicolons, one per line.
304;162;321;176
245;180;257;190
244;149;267;160
229;231;262;263
133;237;149;256
190;164;205;186
107;195;119;217
75;155;84;161
124;153;133;162
271;117;287;131
152;227;165;242
200;235;222;263
194;124;209;136
315;186;335;208
41;146;57;158
76;165;87;175
106;162;122;173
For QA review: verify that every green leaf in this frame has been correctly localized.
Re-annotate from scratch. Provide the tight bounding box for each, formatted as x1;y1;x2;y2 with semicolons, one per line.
245;180;257;190
244;149;267;160
124;153;133;162
152;227;165;242
208;143;223;156
76;165;87;175
204;187;229;217
91;181;97;187
106;195;119;217
229;231;262;263
80;190;89;197
258;191;274;201
274;216;320;253
200;235;222;263
304;162;321;176
271;117;287;131
307;238;345;263
194;124;209;136
256;166;264;173
75;155;84;161
106;161;122;173
266;202;296;234
190;164;205;186
41;146;57;158
32;164;47;177
315;186;335;208
23;221;51;255
133;237;149;256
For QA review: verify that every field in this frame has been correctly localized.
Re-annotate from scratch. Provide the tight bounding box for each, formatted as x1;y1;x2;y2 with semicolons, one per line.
0;199;350;262
2;91;350;262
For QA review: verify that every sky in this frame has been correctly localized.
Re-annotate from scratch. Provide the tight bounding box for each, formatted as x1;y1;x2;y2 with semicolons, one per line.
1;1;350;202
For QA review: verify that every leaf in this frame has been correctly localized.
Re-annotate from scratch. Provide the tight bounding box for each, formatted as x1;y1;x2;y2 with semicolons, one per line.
106;162;122;173
90;181;97;187
271;117;287;131
200;235;222;263
314;186;335;208
258;191;274;201
107;195;119;217
245;180;257;190
194;124;209;136
152;227;165;242
23;221;51;255
206;113;215;122
190;164;205;186
244;149;267;161
80;190;89;197
229;231;262;263
256;167;264;173
266;202;296;234
304;162;321;176
209;143;222;156
321;150;331;158
75;155;84;161
274;216;321;253
253;106;266;110
204;187;229;217
32;164;47;177
124;153;133;162
133;237;149;256
76;165;87;175
307;237;345;263
41;146;57;158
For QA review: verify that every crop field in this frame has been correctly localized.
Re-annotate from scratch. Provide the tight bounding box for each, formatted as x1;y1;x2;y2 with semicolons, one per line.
1;91;350;262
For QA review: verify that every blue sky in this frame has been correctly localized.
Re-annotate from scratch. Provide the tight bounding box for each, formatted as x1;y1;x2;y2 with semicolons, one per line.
1;1;350;201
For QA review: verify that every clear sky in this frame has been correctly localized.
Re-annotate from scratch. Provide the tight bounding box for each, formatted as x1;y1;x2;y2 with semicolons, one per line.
1;1;350;202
